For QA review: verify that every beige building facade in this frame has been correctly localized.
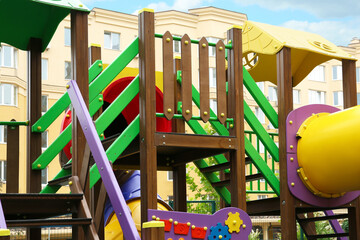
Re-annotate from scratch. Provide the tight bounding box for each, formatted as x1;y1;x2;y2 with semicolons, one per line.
0;6;359;239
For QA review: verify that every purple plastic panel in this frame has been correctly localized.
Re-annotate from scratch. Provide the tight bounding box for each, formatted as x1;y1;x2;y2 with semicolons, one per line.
325;210;347;240
148;207;252;240
67;80;140;240
0;200;7;229
286;104;360;207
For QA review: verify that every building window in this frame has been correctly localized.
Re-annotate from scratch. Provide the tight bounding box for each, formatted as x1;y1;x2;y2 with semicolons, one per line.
0;126;7;144
257;195;267;200
173;35;181;53
42;95;48;114
209;67;216;87
167;171;173;181
332;65;342;80
309;90;326;104
41;131;48;151
206;37;220;56
256;82;264;93
356;67;360;83
293;89;300;104
0;161;6;182
0;84;17;106
65;61;72;80
41;168;48;187
268;86;277;102
333;91;343;106
42;58;48;81
210;99;217;115
308;66;325;82
357;93;360;105
255;107;265;124
258;141;265;154
64;27;71;46
0;45;17;68
104;31;120;50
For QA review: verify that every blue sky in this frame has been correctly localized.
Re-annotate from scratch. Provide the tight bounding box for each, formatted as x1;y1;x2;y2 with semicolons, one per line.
82;0;360;46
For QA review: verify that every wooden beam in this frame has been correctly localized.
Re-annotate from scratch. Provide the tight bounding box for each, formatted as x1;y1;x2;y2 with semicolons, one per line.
6;120;19;193
71;10;89;240
342;59;357;108
227;27;246;210
26;37;42;240
277;47;296;239
139;10;157;240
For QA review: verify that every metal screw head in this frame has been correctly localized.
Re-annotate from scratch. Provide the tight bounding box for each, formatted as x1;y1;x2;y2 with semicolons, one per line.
289;120;293;124
66;85;70;89
282;200;285;205
69;181;73;186
187;222;191;226
185;110;190;114
169;218;173;223
291;182;295;187
184;40;189;45
152;215;156;220
156;217;160;221
37;126;41;130
229;124;234;128
202;43;206;48
242;224;246;229
290;157;294;162
220;113;225;117
203;111;208;116
37;164;41;168
100;133;104;137
219;46;223;51
290;145;294;149
192;225;195;229
204;227;207;230
174;221;178;225
99;98;103;101
66;114;70;118
167;108;172;113
98;63;102;67
166;38;170;42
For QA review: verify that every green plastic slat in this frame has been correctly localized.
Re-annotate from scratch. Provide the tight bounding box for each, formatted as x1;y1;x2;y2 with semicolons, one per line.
154;34;232;49
244;101;279;162
32;94;103;170
40;167;71;194
32;60;103;133
0;121;28;126
89;115;140;188
244;137;280;196
89;37;139;102
95;76;139;135
243;67;278;128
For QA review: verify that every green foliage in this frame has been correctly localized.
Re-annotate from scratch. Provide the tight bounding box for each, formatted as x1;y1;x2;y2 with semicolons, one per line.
342;219;349;232
248;229;261;240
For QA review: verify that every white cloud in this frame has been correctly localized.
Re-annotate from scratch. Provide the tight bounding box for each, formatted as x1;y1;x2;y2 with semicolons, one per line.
235;0;360;18
282;17;360;45
133;0;208;14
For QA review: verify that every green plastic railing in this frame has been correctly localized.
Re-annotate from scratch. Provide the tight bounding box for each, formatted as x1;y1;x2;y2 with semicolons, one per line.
0;121;28;126
32;60;103;133
154;34;232;49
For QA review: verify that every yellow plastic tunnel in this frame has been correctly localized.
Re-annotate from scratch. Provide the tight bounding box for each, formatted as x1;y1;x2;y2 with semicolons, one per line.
297;105;360;198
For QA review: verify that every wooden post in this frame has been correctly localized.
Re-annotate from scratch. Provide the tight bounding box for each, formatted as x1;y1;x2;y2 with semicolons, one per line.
138;9;157;240
142;221;165;239
342;59;359;240
6;120;19;193
26;37;42;240
71;10;89;240
227;26;246;210
277;47;296;239
172;57;187;211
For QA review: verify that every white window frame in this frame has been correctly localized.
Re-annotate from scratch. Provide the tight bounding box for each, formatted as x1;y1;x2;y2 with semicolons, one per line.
42;58;48;81
332;65;342;80
209;67;216;87
41;167;48;188
356;67;360;83
65;61;72;80
167;171;173;181
255;107;265;124
309;90;326;104
308;65;325;82
0;45;17;68
42;95;48;114
0;126;7;144
210;99;217;115
41;131;48;152
268;86;277;102
0;84;18;106
104;31;120;50
357;93;360;105
64;27;71;46
173;35;181;53
293;89;300;104
256;82;264;93
206;37;221;57
257;195;267;200
333;91;343;106
0;160;6;182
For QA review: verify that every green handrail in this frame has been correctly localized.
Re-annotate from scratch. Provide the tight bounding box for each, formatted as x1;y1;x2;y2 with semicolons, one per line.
154;34;232;49
0;121;28;126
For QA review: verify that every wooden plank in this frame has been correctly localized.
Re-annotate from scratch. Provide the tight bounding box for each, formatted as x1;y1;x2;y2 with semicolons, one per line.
297;212;317;238
227;27;246;210
181;34;192;121
155;133;237;149
26;37;42;240
162;31;174;120
342;59;357;108
89;45;102;121
216;40;226;124
199;37;210;123
79;143;91;191
247;197;280;216
94;183;106;234
139;10;157;240
6;121;19;193
6;218;92;227
71;10;90;240
277;47;296;239
172;57;187;212
348;198;360;240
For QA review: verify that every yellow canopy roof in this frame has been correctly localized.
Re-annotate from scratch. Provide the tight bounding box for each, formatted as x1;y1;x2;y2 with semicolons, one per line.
242;21;357;86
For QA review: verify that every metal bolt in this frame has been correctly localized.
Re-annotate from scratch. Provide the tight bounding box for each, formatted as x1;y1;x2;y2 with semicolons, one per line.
233;220;237;225
229;145;232;148
229;139;231;142
219;235;223;239
192;225;195;229
98;63;102;67
167;108;172;113
203;111;208;116
282;200;285;205
166;38;170;42
156;217;160;221
291;182;295;187
152;215;156;220
187;222;191;226
297;169;300;173
37;164;41;168
99;98;103;101
101;167;104;170
66;85;70;89
174;221;178;225
69;181;73;186
185;110;190;114
289;120;293;124
204;227;207;230
100;133;104;137
304;177;308;181
290;157;294;162
141;138;144;142
242;224;246;229
66;114;70;118
290;145;293;149
184;40;189;45
163;142;166;145
219;46;223;51
220;113;225;117
163;135;165;138
119;213;122;216
37;126;41;130
169;218;173;223
229;124;234;128
85;127;87;130
202;43;206;48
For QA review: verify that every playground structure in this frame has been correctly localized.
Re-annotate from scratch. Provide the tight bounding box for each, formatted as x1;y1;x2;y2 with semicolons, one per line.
0;1;360;240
